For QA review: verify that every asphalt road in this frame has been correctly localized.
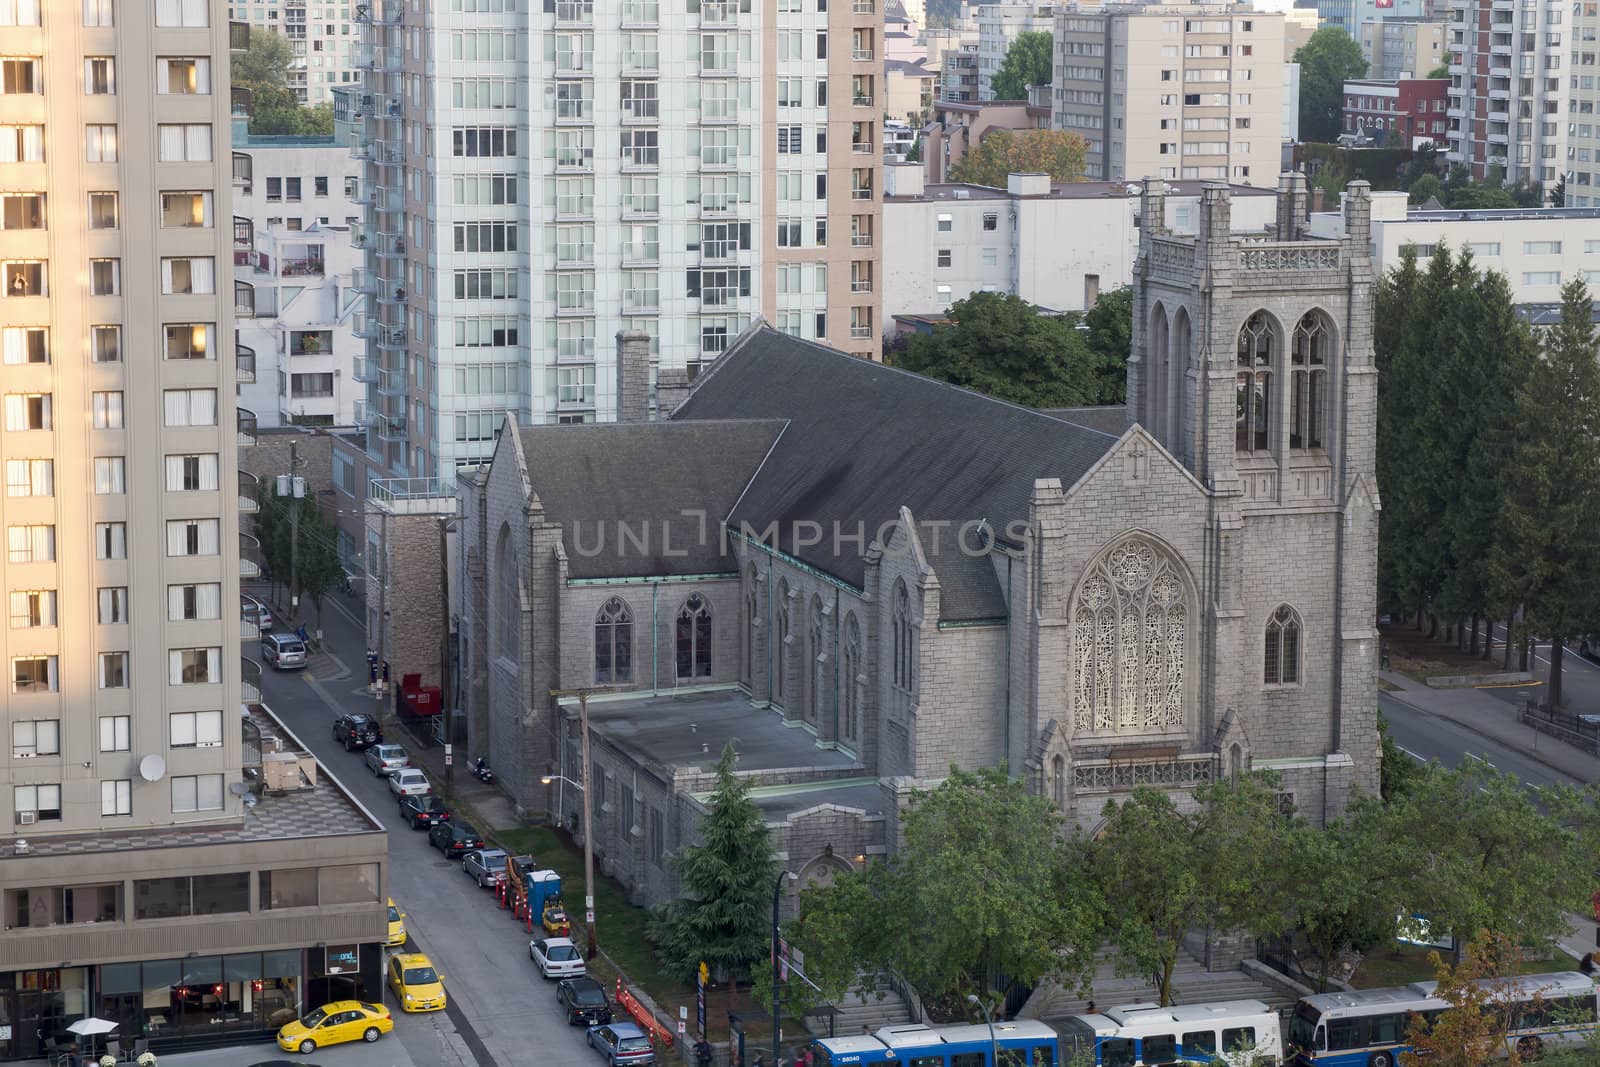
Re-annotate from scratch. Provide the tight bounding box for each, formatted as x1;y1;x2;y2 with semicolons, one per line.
253;588;607;1067
1378;691;1580;789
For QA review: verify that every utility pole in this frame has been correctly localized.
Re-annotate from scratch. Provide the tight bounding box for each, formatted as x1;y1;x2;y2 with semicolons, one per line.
548;685;619;960
287;442;302;621
439;515;460;794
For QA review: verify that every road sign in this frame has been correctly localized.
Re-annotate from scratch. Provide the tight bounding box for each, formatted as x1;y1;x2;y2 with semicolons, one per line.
779;938;789;981
678;1006;688;1040
586;909;595;923
444;744;453;767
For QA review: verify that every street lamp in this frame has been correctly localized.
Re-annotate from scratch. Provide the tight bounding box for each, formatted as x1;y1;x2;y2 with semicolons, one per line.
549;685;619;960
965;994;998;1067
772;869;799;1067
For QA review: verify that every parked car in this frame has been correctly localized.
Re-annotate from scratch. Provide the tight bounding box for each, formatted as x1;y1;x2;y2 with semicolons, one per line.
365;743;410;777
386;898;407;948
261;632;307;670
399;794;450;829
530;936;586;980
462;847;508;889
387;952;447;1013
332;713;382;751
242;594;274;632
557;976;613;1027
275;1000;392;1055
388;767;431;797
587;1022;655;1067
429;820;483;858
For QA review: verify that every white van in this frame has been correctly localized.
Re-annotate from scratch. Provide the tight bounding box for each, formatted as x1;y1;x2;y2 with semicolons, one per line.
1058;1000;1283;1067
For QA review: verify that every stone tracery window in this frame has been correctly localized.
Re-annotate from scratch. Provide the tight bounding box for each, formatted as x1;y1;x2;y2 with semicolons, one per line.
1290;311;1329;450
1264;603;1301;686
1071;538;1188;734
807;595;825;725
842;613;862;746
1235;311;1273;453
775;579;790;703
594;596;633;684
675;593;711;679
743;566;758;686
891;579;914;692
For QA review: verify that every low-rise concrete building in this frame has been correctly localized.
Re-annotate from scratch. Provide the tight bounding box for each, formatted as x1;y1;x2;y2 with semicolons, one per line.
976;3;1056;101
887;59;940;128
1341;78;1449;148
921;99;1051;183
883;166;1277;326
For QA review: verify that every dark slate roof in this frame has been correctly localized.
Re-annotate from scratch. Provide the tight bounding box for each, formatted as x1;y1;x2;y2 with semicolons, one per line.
1041;405;1130;436
518;420;786;579
673;327;1121;620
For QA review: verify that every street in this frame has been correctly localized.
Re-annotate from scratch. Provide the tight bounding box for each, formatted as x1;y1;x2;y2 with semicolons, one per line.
252;585;608;1067
1378;692;1581;789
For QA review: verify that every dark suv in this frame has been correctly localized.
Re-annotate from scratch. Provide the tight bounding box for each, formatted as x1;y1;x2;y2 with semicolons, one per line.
400;794;451;829
332;713;382;751
557;977;613;1027
429;820;483;858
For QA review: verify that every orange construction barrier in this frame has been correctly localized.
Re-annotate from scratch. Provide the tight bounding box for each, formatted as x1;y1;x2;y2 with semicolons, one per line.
614;976;675;1048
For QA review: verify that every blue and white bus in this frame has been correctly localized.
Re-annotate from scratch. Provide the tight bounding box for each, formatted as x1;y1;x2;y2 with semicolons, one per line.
811;1021;1060;1067
1057;1000;1284;1066
1287;971;1600;1066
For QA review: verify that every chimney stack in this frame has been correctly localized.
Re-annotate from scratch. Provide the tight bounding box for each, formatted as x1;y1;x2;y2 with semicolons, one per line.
615;330;651;424
657;367;694;419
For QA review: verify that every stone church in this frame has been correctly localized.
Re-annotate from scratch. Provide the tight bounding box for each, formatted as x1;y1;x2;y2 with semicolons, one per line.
455;174;1380;909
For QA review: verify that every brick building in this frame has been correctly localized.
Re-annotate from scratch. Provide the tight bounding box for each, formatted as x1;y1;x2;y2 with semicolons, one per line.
455;176;1380;924
1341;77;1449;146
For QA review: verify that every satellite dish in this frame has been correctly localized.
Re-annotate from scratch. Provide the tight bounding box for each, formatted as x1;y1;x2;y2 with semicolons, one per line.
228;782;252;797
138;754;167;783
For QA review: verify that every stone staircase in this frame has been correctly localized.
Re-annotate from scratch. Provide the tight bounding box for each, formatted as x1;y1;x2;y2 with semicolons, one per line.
1022;949;1297;1030
808;980;917;1037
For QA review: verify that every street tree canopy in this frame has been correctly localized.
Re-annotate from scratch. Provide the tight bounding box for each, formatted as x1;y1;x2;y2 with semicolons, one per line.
1295;28;1368;143
232;30;295;87
232;30;333;137
946;128;1088;188
989;31;1053;102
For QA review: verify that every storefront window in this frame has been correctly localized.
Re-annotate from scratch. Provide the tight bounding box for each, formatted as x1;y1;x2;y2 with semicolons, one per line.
0;968;87;1059
318;864;379;905
260;867;317;909
99;954;301;1040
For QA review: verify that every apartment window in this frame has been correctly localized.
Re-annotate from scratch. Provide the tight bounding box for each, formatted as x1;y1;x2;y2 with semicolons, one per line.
1523;271;1561;285
815;218;827;247
89;259;119;296
85;57;115;95
13;784;60;821
168;583;221;621
92;391;123;429
12;720;58;758
94;522;125;560
285;177;302;202
6;458;51;497
0;193;42;230
99;716;130;753
937;249;952;268
556;320;595;361
290;373;334;399
621;79;658;121
86;124;118;162
817;30;827;58
0;327;44;367
557;366;597;407
97;586;127;624
265;178;281;203
168;647;220;685
454;268;519;299
161;257;216;295
155;0;208;26
452;173;518;205
314;176;328;197
0;0;38;24
164;323;213;361
157;124;212;162
777;217;801;247
161;191;212;228
554;177;593;217
1524;240;1562;254
165;453;219;492
936;213;952;232
9;590;55;629
4;393;50;431
622;222;659;263
165;518;220;557
0;265;39;299
171;774;225;813
92;325;121;363
621;129;658;167
163;388;217;427
93;456;125;494
101;780;131;817
84;0;114;26
1;58;40;95
0;124;42;162
170;710;223;749
88;191;117;228
7;524;52;563
452;127;516;157
99;652;128;689
12;655;56;693
778;125;803;154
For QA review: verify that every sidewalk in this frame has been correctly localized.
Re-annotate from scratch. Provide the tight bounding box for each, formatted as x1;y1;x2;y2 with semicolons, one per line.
1379;669;1598;785
15;1035;423;1067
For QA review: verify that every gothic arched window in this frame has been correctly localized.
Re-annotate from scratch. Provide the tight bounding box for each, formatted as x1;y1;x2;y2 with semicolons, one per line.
892;580;914;693
1051;754;1066;808
807;595;825;725
1264;604;1302;686
842;613;862;746
1290;311;1329;450
493;524;518;662
1236;312;1274;453
594;596;633;684
775;579;790;703
743;566;758;686
1229;743;1243;784
676;593;712;679
1071;537;1188;734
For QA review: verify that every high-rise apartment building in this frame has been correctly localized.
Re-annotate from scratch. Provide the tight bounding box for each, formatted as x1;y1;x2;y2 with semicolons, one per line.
1053;5;1286;184
1318;0;1425;37
976;3;1056;100
228;0;362;105
1567;1;1600;203
1359;16;1448;79
1445;0;1567;186
354;0;881;479
0;4;386;1059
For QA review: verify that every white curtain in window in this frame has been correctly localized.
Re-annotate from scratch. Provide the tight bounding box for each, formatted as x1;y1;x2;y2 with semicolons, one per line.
164;454;218;491
86;124;116;162
167;583;220;620
8;525;52;562
170;712;196;747
3;327;35;363
191;389;216;424
158;124;184;161
92;391;122;428
165;519;218;556
93;456;124;494
186;124;212;161
196;773;223;809
83;0;113;27
168;647;219;685
100;716;129;752
0;0;41;25
155;0;207;26
0;126;41;163
95;522;124;560
98;586;124;623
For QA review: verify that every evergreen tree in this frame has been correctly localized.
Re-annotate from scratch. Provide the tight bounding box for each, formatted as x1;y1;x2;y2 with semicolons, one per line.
650;743;775;997
1486;278;1600;708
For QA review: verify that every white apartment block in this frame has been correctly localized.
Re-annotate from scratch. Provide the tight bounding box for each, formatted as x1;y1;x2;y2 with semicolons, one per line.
228;0;363;105
1445;0;1567;187
882;165;1277;323
231;135;366;426
976;3;1056;101
1567;0;1600;204
1053;5;1287;184
1306;190;1600;300
355;0;880;480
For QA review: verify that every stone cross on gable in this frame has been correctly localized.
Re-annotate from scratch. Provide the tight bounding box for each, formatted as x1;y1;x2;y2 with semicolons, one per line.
1125;441;1150;483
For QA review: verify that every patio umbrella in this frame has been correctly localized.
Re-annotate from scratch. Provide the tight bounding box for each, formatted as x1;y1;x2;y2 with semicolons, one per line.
66;1017;118;1057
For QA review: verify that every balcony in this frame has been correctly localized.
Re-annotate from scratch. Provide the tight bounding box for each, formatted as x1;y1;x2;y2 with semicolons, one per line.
238;407;258;447
239;532;264;580
852;141;874;154
236;343;256;383
851;186;875;201
853;48;875;62
850;324;873;340
853;94;874;108
239;470;260;515
851;278;874;293
232;152;253;193
377;325;408;350
281;253;325;278
373;414;409;442
241;618;260;642
354;0;403;23
235;280;256;318
241;656;263;705
702;0;736;24
555;0;594;24
377;365;407;396
622;0;659;25
231;86;252;120
853;0;875;10
376;232;407;259
702;286;738;307
851;232;874;247
352;356;379;383
377;283;407;306
292;329;334;356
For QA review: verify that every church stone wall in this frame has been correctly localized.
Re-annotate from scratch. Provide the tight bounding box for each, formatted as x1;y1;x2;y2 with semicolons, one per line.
555;578;742;694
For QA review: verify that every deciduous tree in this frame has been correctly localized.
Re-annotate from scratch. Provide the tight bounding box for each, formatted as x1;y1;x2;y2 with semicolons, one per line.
1295;28;1368;142
1083;286;1133;404
232;30;295;87
946;128;1088;187
1284;803;1403;992
1401;932;1543;1067
989;31;1053;102
897;292;1102;407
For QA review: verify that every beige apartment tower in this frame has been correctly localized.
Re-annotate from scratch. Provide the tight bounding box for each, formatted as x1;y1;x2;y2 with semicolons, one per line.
1053;5;1285;184
0;4;386;1060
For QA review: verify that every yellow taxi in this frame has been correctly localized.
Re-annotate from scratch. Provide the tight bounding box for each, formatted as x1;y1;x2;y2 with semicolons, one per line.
386;897;407;947
275;1000;393;1054
388;951;447;1013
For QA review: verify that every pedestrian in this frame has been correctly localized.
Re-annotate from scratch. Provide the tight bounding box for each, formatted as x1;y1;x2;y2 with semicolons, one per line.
1086;1000;1096;1015
861;1025;871;1036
